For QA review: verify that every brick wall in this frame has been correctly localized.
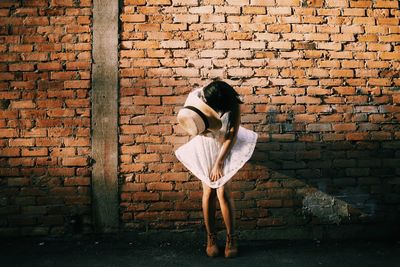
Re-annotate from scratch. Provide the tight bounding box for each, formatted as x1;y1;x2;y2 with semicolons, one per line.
119;0;400;235
1;0;399;238
0;0;92;236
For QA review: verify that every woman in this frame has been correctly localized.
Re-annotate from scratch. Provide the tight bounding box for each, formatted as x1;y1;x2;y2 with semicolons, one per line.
175;80;258;258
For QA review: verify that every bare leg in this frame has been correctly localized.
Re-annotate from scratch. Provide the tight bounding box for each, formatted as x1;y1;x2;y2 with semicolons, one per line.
202;182;219;257
216;181;235;235
217;181;238;258
201;182;217;234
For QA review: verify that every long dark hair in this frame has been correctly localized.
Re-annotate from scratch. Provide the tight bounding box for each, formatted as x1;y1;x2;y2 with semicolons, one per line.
202;80;243;137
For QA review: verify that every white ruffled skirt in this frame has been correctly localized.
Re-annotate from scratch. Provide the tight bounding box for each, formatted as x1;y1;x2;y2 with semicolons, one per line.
175;126;258;188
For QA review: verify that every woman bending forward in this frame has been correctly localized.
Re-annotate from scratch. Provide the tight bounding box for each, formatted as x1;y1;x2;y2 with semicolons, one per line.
175;80;258;258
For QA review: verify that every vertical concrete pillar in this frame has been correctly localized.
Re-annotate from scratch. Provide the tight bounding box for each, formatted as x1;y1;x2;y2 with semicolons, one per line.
91;0;119;233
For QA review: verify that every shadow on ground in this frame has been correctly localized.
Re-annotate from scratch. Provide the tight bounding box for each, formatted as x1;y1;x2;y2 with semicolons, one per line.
1;233;399;267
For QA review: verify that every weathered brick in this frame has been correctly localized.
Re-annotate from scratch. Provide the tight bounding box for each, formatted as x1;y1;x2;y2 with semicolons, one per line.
62;157;88;166
160;40;187;49
2;0;399;236
133;192;160;201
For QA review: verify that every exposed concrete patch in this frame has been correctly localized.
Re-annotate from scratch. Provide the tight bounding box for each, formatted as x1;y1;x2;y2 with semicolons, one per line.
91;0;119;233
302;191;350;225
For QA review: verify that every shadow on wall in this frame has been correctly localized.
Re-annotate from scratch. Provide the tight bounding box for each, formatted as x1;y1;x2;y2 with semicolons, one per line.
246;139;400;225
229;110;400;230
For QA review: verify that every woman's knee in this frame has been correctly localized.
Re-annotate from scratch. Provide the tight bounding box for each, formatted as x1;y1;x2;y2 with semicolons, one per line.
216;185;232;201
202;183;216;199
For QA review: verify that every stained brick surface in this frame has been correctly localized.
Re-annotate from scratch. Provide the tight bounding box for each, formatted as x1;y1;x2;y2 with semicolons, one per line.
0;0;92;236
119;0;400;232
1;0;400;237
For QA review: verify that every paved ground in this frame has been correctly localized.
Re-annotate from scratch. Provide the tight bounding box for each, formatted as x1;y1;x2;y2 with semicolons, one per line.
1;233;399;267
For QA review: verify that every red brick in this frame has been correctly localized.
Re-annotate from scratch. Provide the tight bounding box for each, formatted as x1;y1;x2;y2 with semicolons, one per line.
346;132;369;141
62;157;88;166
162;172;189;182
120;164;145;173
296;96;322;104
64;80;90;88
147;182;173;191
121;183;146;192
148;201;174;211
21;148;48;157
333;123;357;132
50;148;75;157
66;61;91;70
120;125;144;134
47;109;75;117
50;71;78;80
47;168;75;177
306;123;332;132
63;137;90;147
8;157;35;166
0;148;20;157
270;96;295;104
374;0;399;8
37;62;62;70
133;192;160;201
334;86;356;95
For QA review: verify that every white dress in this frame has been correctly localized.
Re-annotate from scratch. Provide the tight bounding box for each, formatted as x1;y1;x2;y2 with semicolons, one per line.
175;89;258;188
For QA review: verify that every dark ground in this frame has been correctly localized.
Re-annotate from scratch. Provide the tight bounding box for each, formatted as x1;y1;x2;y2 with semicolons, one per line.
1;233;399;267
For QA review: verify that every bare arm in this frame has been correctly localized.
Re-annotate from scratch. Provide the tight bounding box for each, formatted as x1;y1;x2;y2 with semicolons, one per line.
210;105;241;181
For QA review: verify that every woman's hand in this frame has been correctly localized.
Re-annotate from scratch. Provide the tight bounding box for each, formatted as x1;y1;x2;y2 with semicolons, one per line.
210;160;224;181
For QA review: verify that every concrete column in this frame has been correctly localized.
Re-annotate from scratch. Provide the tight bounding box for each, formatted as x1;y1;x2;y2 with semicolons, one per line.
91;0;119;233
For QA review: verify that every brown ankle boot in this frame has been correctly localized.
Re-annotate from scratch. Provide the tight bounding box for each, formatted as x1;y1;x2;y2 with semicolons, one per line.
224;233;238;258
206;232;219;257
